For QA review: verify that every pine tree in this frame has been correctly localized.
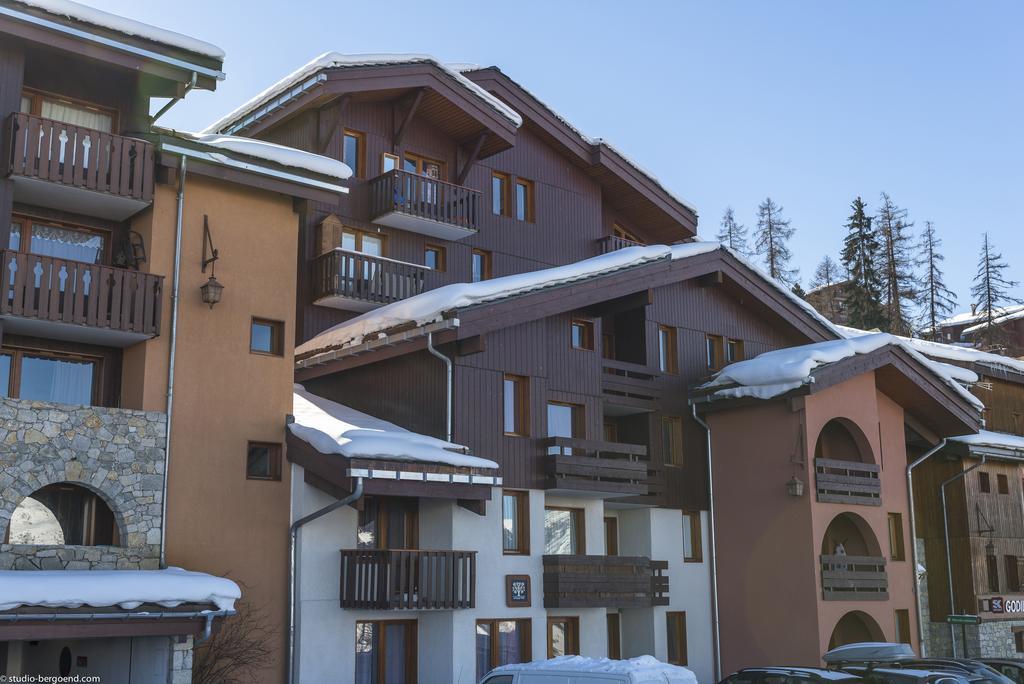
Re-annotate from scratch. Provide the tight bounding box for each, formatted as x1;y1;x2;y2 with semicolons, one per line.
753;197;798;286
717;206;750;255
840;197;885;330
916;221;956;340
970;233;1022;350
809;255;843;321
874;192;918;335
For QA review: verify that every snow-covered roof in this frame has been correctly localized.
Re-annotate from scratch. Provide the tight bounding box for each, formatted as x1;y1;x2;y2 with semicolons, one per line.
205;52;523;135
963;306;1024;335
0;567;240;612
950;429;1024;454
805;279;850;296
163;130;352;181
7;0;225;59
699;332;984;411
493;655;697;684
838;325;1024;378
290;385;498;469
938;305;1024;329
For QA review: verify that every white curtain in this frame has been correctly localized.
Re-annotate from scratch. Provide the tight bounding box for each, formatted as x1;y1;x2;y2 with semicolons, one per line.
19;356;93;405
30;224;104;264
40;100;113;133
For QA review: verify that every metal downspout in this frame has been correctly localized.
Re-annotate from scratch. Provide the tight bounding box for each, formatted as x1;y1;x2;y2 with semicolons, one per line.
691;404;721;682
288;477;364;684
906;438;946;656
427;332;453;442
941;453;986;657
159;155;187;568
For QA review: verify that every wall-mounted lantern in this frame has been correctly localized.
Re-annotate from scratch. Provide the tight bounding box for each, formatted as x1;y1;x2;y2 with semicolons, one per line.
200;215;224;309
786;475;805;498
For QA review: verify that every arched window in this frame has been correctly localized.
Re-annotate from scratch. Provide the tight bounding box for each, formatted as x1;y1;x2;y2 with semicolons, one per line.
828;610;885;649
6;483;120;546
814;418;873;464
821;511;882;557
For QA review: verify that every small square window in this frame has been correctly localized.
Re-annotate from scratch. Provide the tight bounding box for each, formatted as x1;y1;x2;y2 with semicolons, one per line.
250;318;284;356
425;245;446;271
726;339;743;364
246;442;282;481
570;319;594;350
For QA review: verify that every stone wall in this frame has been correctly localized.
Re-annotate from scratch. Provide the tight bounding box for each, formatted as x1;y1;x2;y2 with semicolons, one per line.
171;636;194;684
0;397;167;568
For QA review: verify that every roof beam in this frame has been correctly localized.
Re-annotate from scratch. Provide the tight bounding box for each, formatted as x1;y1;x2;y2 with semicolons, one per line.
317;94;350;154
457;131;487;186
393;87;425;151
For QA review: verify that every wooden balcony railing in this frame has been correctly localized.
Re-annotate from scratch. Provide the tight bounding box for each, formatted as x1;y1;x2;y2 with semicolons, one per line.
542;555;669;608
0;251;162;336
312;249;427;308
601;359;662;408
814;458;881;506
3;113;154;201
339;549;476;610
369;169;480;234
542;436;649;496
820;554;888;601
598;235;645;253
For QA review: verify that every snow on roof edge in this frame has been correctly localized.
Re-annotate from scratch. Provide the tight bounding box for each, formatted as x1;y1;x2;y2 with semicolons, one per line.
950;429;1024;455
9;0;225;60
164;130;352;181
963;306;1024;335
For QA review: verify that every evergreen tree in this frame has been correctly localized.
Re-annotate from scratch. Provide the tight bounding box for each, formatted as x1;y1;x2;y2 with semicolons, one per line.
970;233;1022;350
753;197;798;286
809;255;843;321
875;192;918;335
717;206;750;255
840;197;885;330
916;221;957;340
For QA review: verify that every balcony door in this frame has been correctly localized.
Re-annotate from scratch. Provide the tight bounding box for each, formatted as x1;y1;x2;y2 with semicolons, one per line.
403;153;446;181
547;401;584;455
403;153;446;208
339;228;384;284
355;619;417;684
357;497;418;550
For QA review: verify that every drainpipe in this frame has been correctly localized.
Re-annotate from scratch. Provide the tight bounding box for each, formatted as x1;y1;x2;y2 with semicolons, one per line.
150;72;197;125
159;155;187;568
427;332;453;442
907;438;946;656
941;453;986;657
691;404;721;682
288;477;363;684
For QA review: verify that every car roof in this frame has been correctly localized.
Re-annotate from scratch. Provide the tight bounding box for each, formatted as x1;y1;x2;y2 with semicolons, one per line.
736;667;861;680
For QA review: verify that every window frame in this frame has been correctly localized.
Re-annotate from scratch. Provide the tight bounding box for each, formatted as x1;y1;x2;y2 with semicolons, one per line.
10;214;113;266
1015;627;1024;653
604;516;619;556
491;171;511;216
666;611;688;665
987;553;1000;593
381;152;400;174
726;338;744;365
706;334;725;371
339;227;385;256
894;609;911;645
543;505;586;555
1007;555;1021;592
546;616;580;659
245;441;282;481
0;346;102;405
546;400;585;446
980;471;991;493
21;87;119;132
662;415;684;467
998;473;1010;495
607;613;621;660
682;511;703;563
342;128;366;178
354;619;417;684
476;618;532;680
501;490;530;555
514;177;534;222
887;512;906;561
472;248;492;282
658;325;678;374
424;244;446;272
570;319;595;351
403;152;447;179
250;317;285;357
502;373;529;437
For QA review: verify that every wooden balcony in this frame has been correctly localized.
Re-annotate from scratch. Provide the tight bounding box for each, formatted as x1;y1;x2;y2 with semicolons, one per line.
541;436;649;498
820;554;888;601
602;359;663;414
598;235;646;254
814;458;881;506
542;555;669;608
3;113;154;219
312;249;427;312
339;549;475;610
0;250;162;342
368;169;480;240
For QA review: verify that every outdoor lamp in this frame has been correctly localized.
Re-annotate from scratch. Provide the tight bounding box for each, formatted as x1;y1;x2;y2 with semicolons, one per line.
199;215;223;308
200;275;224;308
786;475;805;497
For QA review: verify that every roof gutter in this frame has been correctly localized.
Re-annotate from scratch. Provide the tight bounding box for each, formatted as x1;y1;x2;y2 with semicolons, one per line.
0;608;234;644
0;5;225;81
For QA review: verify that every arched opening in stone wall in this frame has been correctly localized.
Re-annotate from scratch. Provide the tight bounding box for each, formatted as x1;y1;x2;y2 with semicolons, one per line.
820;511;882;558
828;610;885;649
814;418;874;464
6;483;121;546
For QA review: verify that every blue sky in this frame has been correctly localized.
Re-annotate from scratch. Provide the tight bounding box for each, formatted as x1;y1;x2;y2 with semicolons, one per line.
97;0;1022;310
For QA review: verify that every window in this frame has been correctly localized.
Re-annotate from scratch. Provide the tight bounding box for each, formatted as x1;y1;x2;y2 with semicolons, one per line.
472;249;492;282
1007;556;1021;592
546;617;579;658
246;442;282;481
21;88;115;133
340;228;384;256
355;620;416;684
342;129;365;177
424;245;446;271
658;325;678;374
603;420;619;442
895;609;911;645
666;612;688;665
682;512;702;563
602;332;616;360
476;619;531;680
662;416;684;466
1016;628;1024;653
607;613;621;660
503;374;529;436
546;402;584;455
0;348;98;405
357;497;418;550
381;152;399;174
999;473;1010;495
250;318;284;356
544;507;584;555
726;339;744;364
706;334;725;371
570;319;594;351
10;216;108;265
502;491;529;555
980;472;991;493
887;512;905;561
514;178;534;221
403;152;445;179
988;553;1000;593
604;516;618;556
492;172;510;216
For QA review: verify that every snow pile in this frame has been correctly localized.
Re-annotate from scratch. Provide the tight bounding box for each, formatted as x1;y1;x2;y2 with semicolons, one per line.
939;305;1024;329
11;0;225;59
205;52;522;134
171;131;352;180
494;655;697;684
290;385;498;469
0;567;240;612
701;332;984;410
964;306;1024;335
297;244;677;357
950;430;1024;453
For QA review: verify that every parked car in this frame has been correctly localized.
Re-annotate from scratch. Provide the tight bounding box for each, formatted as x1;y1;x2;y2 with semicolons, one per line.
896;660;1013;684
483;655;697;684
719;666;868;684
840;666;971;684
821;642;972;684
979;660;1024;684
